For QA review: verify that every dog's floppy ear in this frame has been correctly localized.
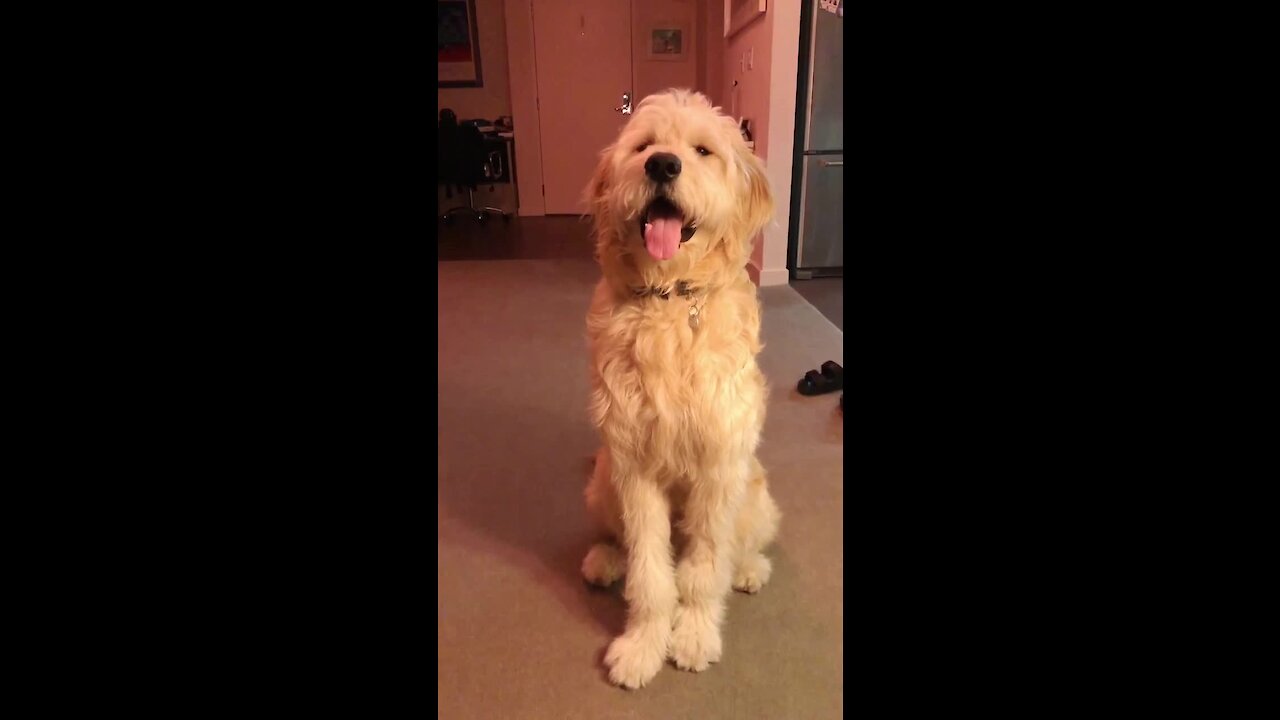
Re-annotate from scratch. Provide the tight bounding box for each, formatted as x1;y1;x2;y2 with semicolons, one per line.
583;144;615;217
733;144;774;243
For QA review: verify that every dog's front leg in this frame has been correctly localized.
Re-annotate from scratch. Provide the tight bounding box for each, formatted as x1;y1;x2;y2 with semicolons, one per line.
670;461;747;672
604;473;676;689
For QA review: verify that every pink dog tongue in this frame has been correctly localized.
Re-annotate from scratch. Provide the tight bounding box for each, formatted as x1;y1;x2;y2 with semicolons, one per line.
643;218;682;261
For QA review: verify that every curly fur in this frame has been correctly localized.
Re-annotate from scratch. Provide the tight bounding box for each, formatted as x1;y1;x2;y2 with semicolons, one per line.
579;89;781;689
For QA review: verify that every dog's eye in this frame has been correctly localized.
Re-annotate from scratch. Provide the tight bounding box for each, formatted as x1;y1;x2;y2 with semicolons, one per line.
636;143;649;153
695;146;712;156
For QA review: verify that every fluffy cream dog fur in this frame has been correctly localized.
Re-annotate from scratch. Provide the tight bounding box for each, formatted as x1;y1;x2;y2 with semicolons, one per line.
579;89;781;689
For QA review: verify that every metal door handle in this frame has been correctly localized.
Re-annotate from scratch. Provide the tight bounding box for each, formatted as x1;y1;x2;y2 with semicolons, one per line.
615;92;632;115
820;160;843;167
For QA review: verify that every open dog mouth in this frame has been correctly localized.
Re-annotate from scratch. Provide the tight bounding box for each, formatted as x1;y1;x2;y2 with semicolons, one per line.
639;196;697;261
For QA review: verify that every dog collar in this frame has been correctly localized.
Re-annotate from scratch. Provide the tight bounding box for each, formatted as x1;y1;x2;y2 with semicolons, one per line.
628;281;707;329
629;280;697;300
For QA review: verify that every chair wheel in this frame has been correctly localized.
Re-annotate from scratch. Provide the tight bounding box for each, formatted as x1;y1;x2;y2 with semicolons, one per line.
441;215;453;225
476;213;487;223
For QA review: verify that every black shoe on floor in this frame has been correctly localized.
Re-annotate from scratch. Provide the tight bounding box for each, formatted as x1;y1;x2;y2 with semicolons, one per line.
797;360;844;396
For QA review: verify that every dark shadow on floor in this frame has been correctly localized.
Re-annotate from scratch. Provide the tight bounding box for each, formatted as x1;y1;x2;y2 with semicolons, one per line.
789;276;843;330
437;380;622;634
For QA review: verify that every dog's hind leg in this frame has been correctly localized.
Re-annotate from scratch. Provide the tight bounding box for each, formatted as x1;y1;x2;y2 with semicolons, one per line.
582;447;626;587
583;542;626;587
732;457;781;594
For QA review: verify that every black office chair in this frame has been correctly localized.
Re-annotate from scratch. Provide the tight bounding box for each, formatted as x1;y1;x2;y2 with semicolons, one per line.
439;111;507;224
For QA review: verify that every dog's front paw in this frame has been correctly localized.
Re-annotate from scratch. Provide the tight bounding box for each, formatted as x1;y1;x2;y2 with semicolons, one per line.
605;629;667;689
669;605;722;672
733;553;772;594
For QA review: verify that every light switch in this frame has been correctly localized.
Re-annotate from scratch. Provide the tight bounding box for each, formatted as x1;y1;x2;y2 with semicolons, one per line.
747;47;754;70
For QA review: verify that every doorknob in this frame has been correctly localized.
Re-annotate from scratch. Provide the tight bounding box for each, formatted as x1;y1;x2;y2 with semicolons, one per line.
615;92;632;115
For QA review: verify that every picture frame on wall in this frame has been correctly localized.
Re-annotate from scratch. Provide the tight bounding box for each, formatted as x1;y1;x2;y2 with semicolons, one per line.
647;25;689;62
438;0;483;88
724;0;767;38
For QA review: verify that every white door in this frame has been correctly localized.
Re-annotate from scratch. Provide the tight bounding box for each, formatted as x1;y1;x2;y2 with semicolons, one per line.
532;0;633;215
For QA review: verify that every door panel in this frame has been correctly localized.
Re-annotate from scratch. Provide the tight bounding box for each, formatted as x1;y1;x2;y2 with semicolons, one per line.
533;1;632;215
797;154;844;269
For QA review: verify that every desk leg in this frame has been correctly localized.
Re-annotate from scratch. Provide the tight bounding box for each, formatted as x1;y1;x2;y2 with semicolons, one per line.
505;139;518;213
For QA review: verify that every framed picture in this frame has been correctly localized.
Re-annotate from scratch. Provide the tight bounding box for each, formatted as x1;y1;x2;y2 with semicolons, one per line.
724;0;767;38
438;0;483;88
647;26;688;62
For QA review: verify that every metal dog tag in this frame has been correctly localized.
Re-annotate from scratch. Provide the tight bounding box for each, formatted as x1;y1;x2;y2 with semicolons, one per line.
688;305;700;330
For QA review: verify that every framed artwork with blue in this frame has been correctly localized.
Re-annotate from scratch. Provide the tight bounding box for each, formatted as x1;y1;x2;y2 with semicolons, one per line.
439;0;483;87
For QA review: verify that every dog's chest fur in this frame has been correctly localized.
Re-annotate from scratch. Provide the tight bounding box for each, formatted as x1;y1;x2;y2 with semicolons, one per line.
587;279;766;472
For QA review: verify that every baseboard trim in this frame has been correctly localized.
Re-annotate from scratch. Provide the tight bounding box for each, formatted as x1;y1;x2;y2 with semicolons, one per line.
758;267;789;287
747;263;789;287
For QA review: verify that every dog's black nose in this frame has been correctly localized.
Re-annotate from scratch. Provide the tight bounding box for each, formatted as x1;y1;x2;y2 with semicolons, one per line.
645;152;682;183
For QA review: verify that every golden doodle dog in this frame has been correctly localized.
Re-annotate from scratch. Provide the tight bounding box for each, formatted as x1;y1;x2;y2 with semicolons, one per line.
580;89;780;689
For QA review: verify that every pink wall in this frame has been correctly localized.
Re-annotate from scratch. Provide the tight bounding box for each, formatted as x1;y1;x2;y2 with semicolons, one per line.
722;10;773;271
503;0;546;215
697;0;725;107
716;0;800;286
761;0;801;286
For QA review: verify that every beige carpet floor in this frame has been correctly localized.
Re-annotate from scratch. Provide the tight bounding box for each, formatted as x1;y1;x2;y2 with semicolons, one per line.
438;259;844;719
